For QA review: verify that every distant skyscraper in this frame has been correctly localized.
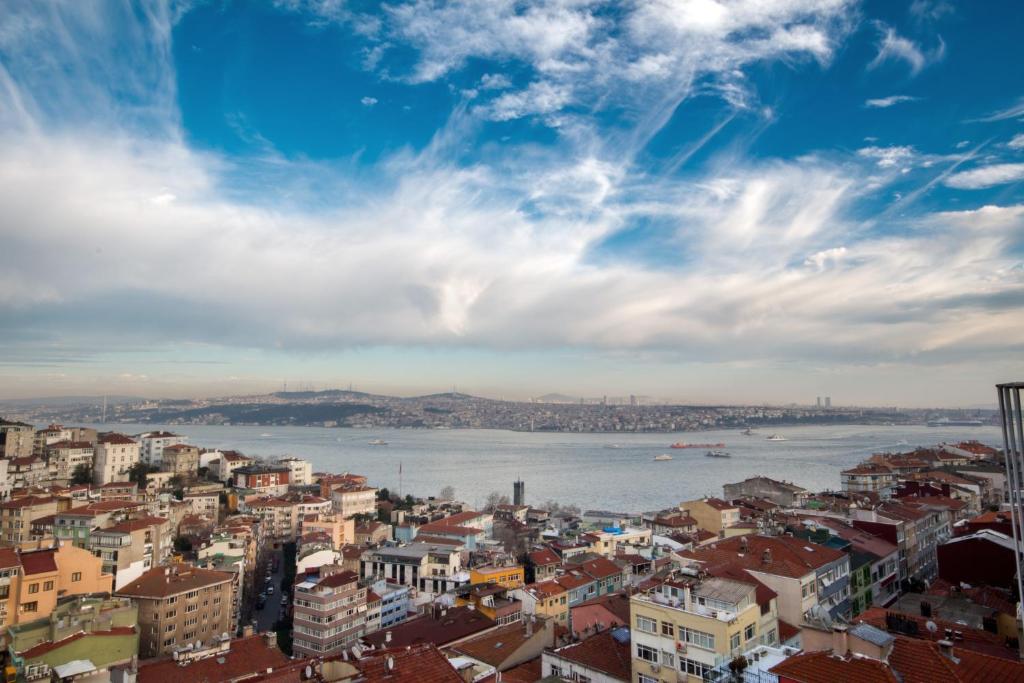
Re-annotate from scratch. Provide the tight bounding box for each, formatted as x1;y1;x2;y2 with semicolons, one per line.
816;396;822;408
630;394;638;407
825;396;832;408
513;479;525;506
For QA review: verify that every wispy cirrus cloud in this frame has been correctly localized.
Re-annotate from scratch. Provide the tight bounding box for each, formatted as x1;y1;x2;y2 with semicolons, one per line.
944;163;1024;190
864;94;920;108
970;96;1024;123
867;24;944;76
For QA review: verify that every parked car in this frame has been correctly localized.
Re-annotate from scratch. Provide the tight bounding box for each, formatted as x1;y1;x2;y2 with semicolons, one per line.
267;586;274;594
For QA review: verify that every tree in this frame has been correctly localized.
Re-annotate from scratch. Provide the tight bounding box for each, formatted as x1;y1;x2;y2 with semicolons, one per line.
484;491;510;512
128;462;158;487
377;487;391;501
439;485;455;501
70;463;93;486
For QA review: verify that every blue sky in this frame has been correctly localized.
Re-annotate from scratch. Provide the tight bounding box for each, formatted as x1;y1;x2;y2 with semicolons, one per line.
0;0;1022;406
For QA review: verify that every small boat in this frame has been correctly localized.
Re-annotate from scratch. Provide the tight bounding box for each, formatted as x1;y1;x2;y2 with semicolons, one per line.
260;433;273;437
603;444;622;449
766;434;787;441
653;454;673;461
670;442;726;449
368;439;388;446
741;428;755;436
705;450;731;458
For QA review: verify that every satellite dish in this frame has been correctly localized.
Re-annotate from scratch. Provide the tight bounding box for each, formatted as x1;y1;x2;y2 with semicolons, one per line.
926;621;938;634
195;641;202;650
172;652;179;661
386;656;395;671
304;666;312;679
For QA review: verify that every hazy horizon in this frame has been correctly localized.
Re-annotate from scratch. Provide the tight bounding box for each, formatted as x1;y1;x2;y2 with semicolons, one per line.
1;2;1022;407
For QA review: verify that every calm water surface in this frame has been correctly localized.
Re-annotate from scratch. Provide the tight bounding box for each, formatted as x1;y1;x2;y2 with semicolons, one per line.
99;423;1002;513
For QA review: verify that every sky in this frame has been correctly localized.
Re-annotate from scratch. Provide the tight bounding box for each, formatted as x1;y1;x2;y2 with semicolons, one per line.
0;0;1022;407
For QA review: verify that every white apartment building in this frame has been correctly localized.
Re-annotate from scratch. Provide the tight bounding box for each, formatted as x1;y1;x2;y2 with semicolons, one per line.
135;431;186;466
279;457;313;487
331;486;378;519
47;441;95;482
93;433;140;485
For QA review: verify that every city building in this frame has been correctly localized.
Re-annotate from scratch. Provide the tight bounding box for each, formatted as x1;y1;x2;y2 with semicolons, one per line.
89;515;172;589
330;484;378;519
44;441;95;485
470;564;525;589
448;616;555;674
359;544;467;597
8;457;48;489
0;420;34;459
678;498;741;535
724;476;810;508
937;529;1017;590
542;627;632;682
278;457;313;486
5;596;138;683
841;463;898;493
161;443;200;477
92;433;140;485
136;631;296;683
0;539;115;629
233;465;290;496
292;567;367;657
1;496;60;545
211;451;253;483
630;574;777;682
136;431;186;466
114;564;235;658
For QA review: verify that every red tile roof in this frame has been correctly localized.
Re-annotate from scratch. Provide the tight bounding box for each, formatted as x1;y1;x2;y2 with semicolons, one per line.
20;549;57;575
137;635;291;683
450;621;536;667
353;644;462;683
116;565;234;599
855;608;1017;661
678;534;846;578
528;548;561;566
778;619;800;642
770;650;899;683
548;630;631;680
361;606;495;649
97;432;136;445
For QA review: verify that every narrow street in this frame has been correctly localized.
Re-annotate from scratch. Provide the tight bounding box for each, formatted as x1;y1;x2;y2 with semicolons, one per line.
254;549;286;633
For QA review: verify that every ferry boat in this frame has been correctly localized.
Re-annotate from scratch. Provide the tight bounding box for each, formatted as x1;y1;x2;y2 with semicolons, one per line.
670;442;726;449
368;439;388;446
653;454;673;461
705;450;731;458
765;434;787;441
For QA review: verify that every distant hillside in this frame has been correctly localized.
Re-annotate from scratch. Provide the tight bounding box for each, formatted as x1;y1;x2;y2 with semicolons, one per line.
137;402;384;425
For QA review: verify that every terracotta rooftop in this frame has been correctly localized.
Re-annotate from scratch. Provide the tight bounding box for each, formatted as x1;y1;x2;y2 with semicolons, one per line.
103;516;168;533
352;643;462;683
0;547;21;569
678;534;846;578
528;547;561;566
770;650;899;683
46;440;94;450
361;605;495;649
450;620;536;667
701;497;738;511
20;549;58;576
856;607;1017;661
548;629;631;680
97;432;136;445
137;634;291;683
569;556;624;580
417;521;482;536
116;565;234;600
0;496;54;510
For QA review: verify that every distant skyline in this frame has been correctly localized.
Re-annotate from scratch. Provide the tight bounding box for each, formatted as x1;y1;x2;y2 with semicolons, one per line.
0;1;1022;407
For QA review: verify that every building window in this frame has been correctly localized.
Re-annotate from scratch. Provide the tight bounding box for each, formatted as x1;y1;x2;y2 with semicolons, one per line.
71;572;82;582
28;583;39;594
43;581;54;591
636;615;657;633
661;621;675;637
730;633;741;651
636;643;658;663
638;675;658;683
745;623;756;641
22;601;38;613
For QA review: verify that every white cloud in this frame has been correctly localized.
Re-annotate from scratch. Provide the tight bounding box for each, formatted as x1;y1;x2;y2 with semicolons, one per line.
944;163;1024;190
857;145;916;169
867;24;943;76
970;97;1024;123
360;96;378;106
480;81;571;121
864;95;919;108
479;73;512;90
1008;133;1024;150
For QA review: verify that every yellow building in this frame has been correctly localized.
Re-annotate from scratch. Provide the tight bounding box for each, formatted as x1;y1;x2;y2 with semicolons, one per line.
678;498;741;535
517;580;569;626
0;539;114;629
470;564;524;589
630;575;775;682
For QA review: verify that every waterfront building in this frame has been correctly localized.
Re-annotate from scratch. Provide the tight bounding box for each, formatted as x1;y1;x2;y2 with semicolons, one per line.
161;443;200;477
135;431;186;466
278;456;313;486
359;543;467;597
92;433;139;486
292;567;367;658
724;476;810;507
678;498;741;536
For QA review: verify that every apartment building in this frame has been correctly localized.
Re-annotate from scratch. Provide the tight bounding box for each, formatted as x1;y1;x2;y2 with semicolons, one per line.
849;500;951;585
679;498;741;535
93;433;140;485
631;575;776;682
470;564;525;589
233;465;290;495
8;458;48;489
292;568;367;658
161;444;200;477
183;490;220;519
136;431;186;465
300;513;355;549
31;425;74;457
51;501;144;548
0;420;34;459
678;535;851;626
89;515;172;589
34;441;86;486
841;463;898;493
514;580;569;627
0;497;60;545
0;540;114;629
359;544;466;598
331;485;378;519
724;476;810;508
278;457;313;486
211;451;253;482
115;564;235;658
245;497;299;545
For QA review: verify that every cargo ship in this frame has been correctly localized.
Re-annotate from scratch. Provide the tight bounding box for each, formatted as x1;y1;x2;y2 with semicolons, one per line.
670;442;726;449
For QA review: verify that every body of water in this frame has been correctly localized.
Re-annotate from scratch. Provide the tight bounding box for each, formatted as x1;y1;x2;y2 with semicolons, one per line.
97;423;1002;513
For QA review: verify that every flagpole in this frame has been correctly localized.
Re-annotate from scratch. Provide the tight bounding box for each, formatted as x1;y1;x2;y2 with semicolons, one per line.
399;461;403;499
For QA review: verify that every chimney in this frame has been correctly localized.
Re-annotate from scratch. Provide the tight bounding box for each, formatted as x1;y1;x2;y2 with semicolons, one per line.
242;624;254;638
831;625;849;656
762;549;772;566
937;639;959;663
385;631;392;644
266;632;277;650
525;616;534;637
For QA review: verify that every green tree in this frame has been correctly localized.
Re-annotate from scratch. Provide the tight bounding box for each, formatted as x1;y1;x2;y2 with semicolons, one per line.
128;462;158;487
70;463;93;486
